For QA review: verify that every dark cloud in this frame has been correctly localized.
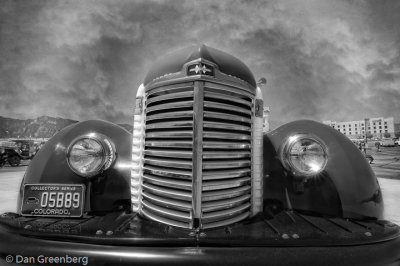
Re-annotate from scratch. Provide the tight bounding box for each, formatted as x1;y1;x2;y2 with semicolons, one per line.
0;0;399;126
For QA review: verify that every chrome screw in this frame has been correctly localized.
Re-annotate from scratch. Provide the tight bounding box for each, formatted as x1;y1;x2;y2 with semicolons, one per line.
281;233;290;239
292;234;300;239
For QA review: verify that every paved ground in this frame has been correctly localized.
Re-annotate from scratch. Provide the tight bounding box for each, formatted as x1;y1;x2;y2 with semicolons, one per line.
0;147;399;223
369;146;400;179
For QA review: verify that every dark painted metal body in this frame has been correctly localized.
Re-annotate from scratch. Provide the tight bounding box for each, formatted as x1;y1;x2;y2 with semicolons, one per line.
264;120;383;220
0;45;399;265
0;211;399;266
16;120;132;214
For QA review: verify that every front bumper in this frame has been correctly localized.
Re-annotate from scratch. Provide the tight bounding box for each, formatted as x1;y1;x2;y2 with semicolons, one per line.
0;211;399;266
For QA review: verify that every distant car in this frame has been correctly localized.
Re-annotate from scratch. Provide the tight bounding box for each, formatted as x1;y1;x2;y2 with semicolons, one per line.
395;139;400;146
380;138;395;147
0;148;22;167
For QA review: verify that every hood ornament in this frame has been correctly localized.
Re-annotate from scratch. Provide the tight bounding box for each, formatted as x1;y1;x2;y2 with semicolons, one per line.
187;62;214;76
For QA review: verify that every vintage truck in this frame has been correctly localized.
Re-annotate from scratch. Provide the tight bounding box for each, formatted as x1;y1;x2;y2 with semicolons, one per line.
0;45;399;265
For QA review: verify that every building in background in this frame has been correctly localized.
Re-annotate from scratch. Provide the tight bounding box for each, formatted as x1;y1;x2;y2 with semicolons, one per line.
263;106;270;133
323;117;395;139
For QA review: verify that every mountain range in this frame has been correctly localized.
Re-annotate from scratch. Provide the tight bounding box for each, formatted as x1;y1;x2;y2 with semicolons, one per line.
0;116;133;139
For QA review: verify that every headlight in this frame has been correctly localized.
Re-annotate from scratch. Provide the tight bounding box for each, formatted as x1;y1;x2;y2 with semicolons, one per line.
281;134;328;177
67;134;116;177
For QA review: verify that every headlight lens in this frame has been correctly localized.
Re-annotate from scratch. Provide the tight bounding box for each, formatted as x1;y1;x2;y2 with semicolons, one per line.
67;135;115;177
282;134;328;177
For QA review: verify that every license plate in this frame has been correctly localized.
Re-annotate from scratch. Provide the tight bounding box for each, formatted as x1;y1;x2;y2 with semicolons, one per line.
21;184;85;218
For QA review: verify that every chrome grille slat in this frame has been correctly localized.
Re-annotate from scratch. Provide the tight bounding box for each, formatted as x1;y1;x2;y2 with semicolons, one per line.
203;131;251;140
141;208;191;229
146;110;193;121
146;91;194;105
142;191;192;211
204;82;255;98
146;101;194;113
145;149;193;159
202;177;251;191
141;200;191;221
146;82;194;96
146;130;193;138
204;91;252;107
143;173;192;190
142;183;192;201
202;203;251;220
203;151;250;159
203;101;252;116
202;167;251;180
203;121;251;131
203;159;251;169
143;165;192;179
202;212;250;229
145;140;193;148
202;185;251;202
144;157;193;169
146;121;193;129
203;141;251;149
203;111;252;124
202;194;251;212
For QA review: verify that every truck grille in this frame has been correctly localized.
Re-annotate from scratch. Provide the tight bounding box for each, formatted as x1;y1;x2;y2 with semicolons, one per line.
141;81;254;229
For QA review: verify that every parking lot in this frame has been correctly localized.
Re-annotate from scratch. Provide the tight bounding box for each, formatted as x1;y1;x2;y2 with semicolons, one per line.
0;147;399;224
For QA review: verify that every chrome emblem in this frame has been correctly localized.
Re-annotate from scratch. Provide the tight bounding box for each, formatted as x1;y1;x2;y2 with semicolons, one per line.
187;63;214;77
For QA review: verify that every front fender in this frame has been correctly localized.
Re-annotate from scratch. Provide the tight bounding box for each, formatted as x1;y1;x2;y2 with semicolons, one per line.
17;120;132;214
263;120;383;219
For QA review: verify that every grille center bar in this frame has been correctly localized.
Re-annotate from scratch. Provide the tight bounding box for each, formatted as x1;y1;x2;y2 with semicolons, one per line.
192;81;204;229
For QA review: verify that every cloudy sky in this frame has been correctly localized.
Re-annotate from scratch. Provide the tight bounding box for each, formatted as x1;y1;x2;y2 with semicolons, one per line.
1;0;399;128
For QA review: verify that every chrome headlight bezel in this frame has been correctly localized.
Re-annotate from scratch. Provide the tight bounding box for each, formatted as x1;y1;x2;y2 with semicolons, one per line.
67;133;116;178
280;133;328;178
